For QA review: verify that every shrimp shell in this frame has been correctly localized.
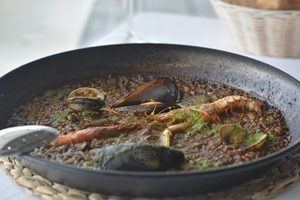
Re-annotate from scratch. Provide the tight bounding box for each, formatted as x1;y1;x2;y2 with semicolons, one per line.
199;95;262;123
53;124;139;146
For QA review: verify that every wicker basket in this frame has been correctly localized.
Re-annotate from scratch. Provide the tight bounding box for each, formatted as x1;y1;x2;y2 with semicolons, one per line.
224;0;300;10
211;0;300;57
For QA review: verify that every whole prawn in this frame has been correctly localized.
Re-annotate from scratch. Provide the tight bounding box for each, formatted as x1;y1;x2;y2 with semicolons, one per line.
53;124;139;146
199;95;262;123
155;95;262;123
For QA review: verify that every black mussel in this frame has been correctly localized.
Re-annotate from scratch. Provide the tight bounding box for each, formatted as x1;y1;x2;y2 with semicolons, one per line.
91;143;185;171
66;87;106;112
111;78;182;110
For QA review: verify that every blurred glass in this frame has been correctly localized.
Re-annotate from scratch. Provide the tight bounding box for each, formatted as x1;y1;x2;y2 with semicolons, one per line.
79;0;217;46
80;0;144;46
0;0;217;71
79;0;127;46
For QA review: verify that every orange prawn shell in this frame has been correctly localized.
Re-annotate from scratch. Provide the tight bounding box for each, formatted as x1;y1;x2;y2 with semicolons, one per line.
199;95;262;123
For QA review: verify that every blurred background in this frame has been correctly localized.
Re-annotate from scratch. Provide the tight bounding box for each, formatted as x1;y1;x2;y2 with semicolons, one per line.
1;0;299;80
0;0;218;74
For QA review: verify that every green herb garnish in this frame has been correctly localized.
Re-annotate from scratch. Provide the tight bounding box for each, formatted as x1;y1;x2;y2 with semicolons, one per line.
210;123;222;135
244;131;267;146
267;134;279;143
172;109;208;134
52;110;69;122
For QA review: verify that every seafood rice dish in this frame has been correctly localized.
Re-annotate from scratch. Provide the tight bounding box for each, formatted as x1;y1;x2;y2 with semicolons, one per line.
7;75;291;171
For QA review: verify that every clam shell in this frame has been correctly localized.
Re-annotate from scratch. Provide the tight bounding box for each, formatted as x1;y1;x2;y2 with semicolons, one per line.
66;87;106;112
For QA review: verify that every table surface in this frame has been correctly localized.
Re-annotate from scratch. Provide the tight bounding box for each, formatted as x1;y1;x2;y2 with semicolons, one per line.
0;11;300;200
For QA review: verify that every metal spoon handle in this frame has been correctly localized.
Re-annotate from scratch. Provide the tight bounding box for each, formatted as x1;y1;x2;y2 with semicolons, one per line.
0;125;60;156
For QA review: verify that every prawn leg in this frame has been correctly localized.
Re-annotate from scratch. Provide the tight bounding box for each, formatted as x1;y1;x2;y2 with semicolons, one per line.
161;122;189;147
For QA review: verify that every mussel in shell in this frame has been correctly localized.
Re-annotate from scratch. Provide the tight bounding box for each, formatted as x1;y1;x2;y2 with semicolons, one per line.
66;87;106;112
219;124;267;150
219;124;245;148
111;78;182;113
91;143;185;171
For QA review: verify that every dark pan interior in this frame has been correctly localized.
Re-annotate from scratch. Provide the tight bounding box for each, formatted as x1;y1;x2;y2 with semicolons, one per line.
0;44;299;197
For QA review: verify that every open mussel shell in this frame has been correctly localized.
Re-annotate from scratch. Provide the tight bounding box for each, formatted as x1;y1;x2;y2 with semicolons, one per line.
66;87;106;112
111;78;182;109
244;132;267;151
219;124;245;148
91;143;185;171
219;124;267;151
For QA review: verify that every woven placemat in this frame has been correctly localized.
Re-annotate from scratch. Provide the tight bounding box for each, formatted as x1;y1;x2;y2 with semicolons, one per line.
1;150;300;200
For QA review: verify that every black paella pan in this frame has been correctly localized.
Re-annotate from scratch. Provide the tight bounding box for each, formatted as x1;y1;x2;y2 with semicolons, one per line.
0;44;299;197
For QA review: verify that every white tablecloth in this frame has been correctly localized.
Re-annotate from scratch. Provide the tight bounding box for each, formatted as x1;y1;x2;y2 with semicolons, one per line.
0;12;299;200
